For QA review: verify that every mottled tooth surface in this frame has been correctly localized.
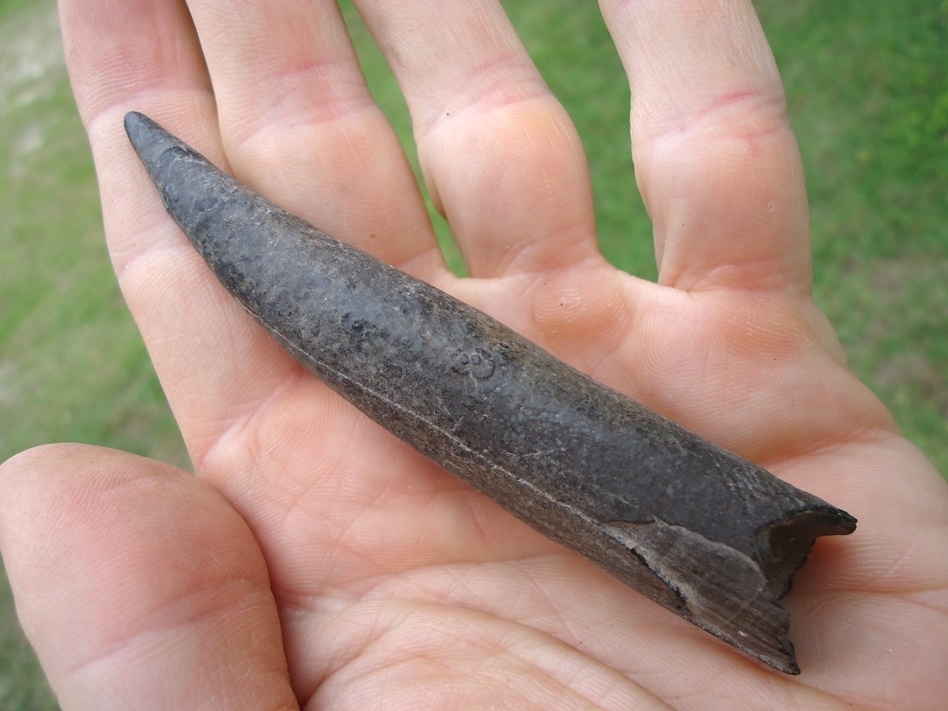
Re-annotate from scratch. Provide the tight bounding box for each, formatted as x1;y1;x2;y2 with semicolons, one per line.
124;110;857;674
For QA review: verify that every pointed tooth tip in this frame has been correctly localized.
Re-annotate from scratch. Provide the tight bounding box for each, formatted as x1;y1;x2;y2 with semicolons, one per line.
123;111;180;163
124;110;148;140
124;111;150;160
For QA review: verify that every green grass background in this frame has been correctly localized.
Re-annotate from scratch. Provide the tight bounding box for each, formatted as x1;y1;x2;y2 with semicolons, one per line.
1;1;945;707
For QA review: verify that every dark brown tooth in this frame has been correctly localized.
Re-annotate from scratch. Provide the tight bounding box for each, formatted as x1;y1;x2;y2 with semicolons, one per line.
124;110;857;675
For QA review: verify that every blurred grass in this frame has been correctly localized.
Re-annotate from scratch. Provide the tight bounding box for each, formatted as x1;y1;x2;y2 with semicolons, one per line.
0;0;945;708
763;0;948;460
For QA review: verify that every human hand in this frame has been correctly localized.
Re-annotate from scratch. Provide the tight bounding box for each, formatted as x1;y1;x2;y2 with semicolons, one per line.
2;0;946;708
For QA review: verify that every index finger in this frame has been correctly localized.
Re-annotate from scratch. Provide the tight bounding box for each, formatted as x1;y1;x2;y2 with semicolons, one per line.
60;0;306;460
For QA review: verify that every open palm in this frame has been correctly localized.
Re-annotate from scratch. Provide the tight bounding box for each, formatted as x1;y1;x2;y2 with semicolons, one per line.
1;0;945;709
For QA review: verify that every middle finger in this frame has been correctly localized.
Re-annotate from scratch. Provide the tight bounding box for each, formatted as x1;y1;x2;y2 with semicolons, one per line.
185;0;443;273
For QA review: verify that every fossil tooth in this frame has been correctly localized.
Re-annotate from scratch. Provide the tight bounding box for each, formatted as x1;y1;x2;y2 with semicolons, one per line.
124;111;857;674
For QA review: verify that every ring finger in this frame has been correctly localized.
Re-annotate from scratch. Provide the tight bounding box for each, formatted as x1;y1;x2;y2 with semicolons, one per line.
353;0;603;279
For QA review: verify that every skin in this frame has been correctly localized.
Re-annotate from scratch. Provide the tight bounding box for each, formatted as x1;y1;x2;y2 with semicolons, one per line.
0;0;945;708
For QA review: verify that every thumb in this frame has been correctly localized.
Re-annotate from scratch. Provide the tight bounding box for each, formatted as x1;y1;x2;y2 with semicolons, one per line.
0;444;298;710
